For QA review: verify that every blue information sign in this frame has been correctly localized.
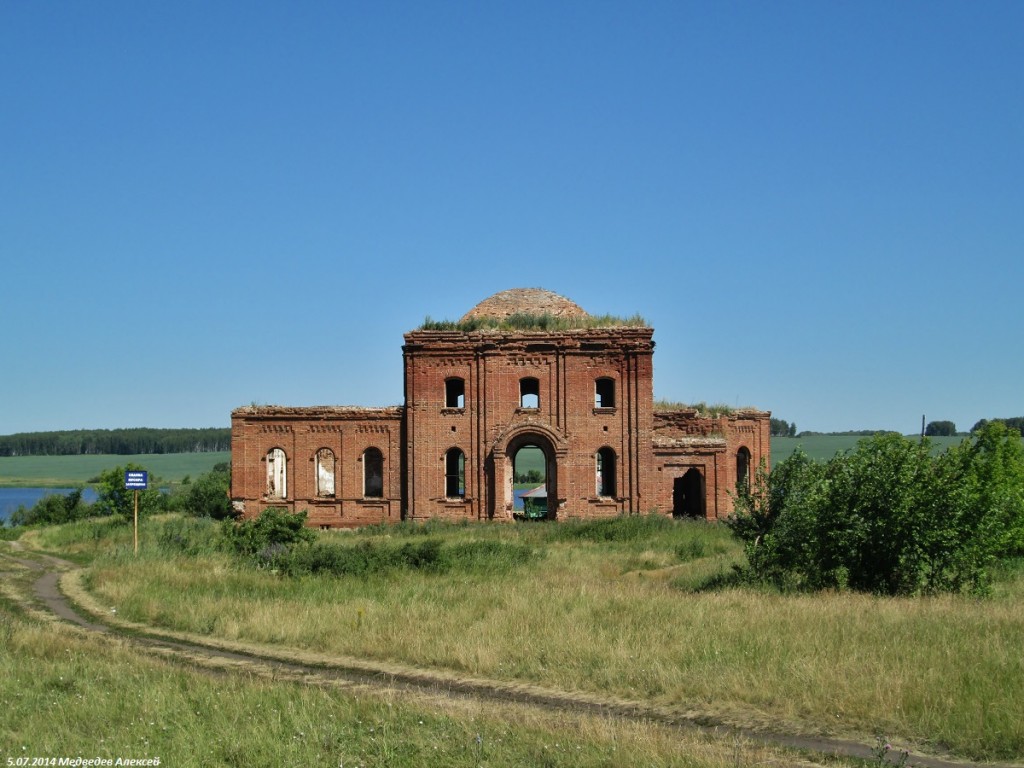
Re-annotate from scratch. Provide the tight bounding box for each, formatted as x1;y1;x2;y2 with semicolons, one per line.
125;470;149;490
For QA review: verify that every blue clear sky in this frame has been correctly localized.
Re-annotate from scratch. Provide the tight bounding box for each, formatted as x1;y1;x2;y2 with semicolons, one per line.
2;1;1021;436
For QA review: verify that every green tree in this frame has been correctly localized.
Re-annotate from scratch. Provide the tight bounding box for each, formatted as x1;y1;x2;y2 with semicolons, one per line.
92;464;165;520
971;417;1024;436
925;420;957;436
182;465;236;519
730;427;1024;595
8;489;87;527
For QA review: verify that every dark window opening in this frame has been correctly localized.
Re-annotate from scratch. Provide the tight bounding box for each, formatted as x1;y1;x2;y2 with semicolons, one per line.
364;448;384;498
595;378;615;408
596;447;616;497
673;468;705;518
736;447;751;490
520;377;539;409
445;378;465;408
445;448;465;498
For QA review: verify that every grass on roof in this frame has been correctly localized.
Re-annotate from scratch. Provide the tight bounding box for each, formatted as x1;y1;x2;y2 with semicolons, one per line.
419;312;649;332
653;400;737;416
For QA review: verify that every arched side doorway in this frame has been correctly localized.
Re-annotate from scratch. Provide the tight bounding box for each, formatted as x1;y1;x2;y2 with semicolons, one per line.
672;467;705;519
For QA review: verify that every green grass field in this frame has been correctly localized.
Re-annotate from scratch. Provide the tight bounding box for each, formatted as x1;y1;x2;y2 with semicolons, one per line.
0;452;230;487
13;514;1024;762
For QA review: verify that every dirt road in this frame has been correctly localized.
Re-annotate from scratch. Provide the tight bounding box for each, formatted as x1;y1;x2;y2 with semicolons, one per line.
2;546;1002;768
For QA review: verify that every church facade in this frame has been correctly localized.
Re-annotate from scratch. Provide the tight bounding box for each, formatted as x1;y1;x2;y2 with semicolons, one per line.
230;289;770;527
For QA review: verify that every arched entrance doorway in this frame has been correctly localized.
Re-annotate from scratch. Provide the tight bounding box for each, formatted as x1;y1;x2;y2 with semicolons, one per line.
503;433;558;520
672;467;705;519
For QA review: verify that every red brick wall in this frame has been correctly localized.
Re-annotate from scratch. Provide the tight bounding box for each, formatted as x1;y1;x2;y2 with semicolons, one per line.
648;409;771;519
230;406;403;528
230;324;770;527
402;328;655;521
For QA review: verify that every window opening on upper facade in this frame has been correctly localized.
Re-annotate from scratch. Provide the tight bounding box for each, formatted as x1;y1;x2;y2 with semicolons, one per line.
595;378;616;408
520;377;539;409
596;447;617;497
736;447;751;490
315;448;336;497
266;448;287;499
364;448;384;498
445;377;465;408
445;448;465;498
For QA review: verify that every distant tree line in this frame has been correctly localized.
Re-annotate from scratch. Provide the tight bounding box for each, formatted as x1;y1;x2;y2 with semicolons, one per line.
972;418;1024;436
785;418;1023;440
0;428;230;457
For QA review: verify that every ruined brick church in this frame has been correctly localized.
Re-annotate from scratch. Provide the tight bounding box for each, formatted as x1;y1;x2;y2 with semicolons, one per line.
230;288;770;527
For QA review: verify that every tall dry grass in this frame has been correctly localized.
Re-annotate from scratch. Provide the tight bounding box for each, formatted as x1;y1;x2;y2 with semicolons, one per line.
47;516;1024;760
3;605;829;767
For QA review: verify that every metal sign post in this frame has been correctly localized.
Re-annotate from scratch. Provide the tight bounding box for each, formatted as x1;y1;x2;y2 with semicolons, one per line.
125;470;149;556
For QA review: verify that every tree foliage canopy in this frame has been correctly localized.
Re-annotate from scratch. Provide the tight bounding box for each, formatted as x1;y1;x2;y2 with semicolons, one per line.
972;417;1024;436
180;463;236;520
730;423;1024;595
92;464;167;520
924;420;957;436
9;488;88;527
770;418;797;437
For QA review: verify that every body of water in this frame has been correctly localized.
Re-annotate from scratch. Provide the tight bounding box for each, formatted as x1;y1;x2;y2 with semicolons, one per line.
0;487;99;524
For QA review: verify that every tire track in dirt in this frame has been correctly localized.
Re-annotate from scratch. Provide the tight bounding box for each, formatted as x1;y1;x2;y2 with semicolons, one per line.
3;548;1009;768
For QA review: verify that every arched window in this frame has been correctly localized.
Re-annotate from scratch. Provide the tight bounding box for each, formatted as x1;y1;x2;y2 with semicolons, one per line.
595;377;615;408
445;377;465;408
363;448;384;498
266;448;287;498
736;447;752;490
520;377;539;409
596;447;616;497
315;448;335;497
445;448;465;498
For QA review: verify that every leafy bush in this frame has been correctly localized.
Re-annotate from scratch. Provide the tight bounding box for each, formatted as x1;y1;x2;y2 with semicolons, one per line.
730;424;1024;595
8;488;89;527
91;464;166;520
181;465;236;519
222;507;315;562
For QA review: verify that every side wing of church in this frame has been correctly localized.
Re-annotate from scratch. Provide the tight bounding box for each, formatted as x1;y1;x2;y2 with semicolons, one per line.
230;288;770;527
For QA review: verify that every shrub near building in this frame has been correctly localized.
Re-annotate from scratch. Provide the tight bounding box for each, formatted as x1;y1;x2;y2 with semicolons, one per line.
731;422;1024;595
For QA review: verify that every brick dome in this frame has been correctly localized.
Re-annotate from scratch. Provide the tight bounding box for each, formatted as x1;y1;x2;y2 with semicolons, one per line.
460;288;589;323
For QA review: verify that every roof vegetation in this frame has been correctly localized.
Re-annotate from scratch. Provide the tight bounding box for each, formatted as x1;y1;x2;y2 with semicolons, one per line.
654;400;738;416
419;312;649;332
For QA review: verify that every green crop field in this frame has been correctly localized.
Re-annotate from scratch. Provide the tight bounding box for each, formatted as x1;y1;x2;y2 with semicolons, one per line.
770;435;972;463
0;452;230;487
